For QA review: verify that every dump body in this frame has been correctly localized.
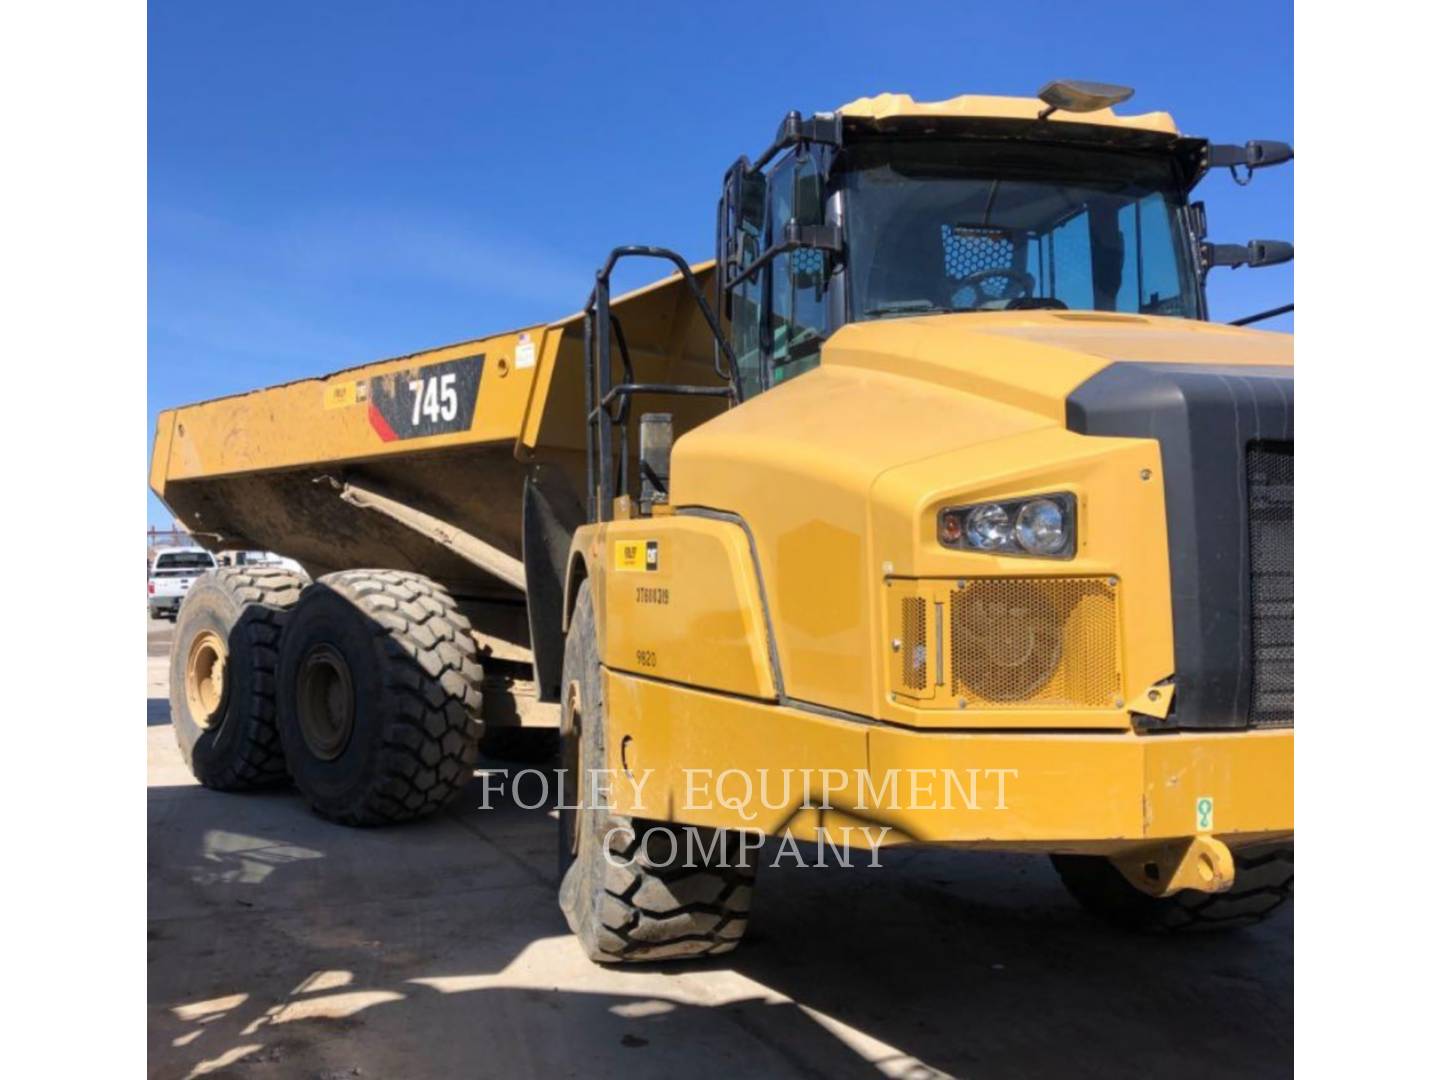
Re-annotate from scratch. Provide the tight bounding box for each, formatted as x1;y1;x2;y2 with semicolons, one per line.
153;323;548;593
150;266;730;655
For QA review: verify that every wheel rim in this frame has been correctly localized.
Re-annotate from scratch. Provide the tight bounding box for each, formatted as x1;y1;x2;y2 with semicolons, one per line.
184;630;227;729
562;680;583;857
297;644;355;761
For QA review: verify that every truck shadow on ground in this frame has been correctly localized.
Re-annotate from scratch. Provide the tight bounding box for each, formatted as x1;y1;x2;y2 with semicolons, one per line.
148;736;1292;1080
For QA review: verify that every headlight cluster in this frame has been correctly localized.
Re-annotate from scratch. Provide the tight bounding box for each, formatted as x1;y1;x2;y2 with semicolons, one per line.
937;493;1077;558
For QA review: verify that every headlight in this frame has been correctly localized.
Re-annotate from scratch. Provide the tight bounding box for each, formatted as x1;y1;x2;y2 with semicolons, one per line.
937;493;1076;558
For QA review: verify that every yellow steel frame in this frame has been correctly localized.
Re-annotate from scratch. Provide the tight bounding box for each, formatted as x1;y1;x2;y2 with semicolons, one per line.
602;668;1293;853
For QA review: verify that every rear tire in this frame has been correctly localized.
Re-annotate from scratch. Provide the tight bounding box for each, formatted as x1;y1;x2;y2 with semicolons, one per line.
557;581;755;963
169;567;308;790
1052;841;1293;932
276;570;483;826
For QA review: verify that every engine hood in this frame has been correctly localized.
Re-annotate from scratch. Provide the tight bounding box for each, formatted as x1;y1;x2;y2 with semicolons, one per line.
819;310;1292;422
668;311;1292;719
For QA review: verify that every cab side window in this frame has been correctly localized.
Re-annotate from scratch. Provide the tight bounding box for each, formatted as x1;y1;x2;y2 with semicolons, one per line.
729;152;831;400
729;172;767;400
768;153;828;385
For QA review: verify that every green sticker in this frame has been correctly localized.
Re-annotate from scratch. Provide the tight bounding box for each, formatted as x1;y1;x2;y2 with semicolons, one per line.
1196;796;1215;832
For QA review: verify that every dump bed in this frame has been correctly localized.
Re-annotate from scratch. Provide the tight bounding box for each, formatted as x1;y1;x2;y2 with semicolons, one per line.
150;263;728;624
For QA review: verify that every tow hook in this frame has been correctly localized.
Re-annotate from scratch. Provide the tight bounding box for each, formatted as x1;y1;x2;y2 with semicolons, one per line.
1112;835;1236;897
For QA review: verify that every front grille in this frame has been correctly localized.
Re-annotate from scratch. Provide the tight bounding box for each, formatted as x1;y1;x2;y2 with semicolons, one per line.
950;578;1119;708
1247;443;1294;727
889;577;1120;709
899;596;928;691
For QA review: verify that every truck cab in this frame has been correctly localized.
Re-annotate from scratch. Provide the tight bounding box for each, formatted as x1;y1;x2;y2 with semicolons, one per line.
715;88;1289;397
557;84;1292;959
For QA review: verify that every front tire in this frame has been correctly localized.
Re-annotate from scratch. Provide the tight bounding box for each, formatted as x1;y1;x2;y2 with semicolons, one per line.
1052;841;1294;932
169;567;308;790
557;581;755;963
276;570;483;826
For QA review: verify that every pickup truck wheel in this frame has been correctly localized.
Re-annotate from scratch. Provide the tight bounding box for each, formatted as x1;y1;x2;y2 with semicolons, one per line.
557;581;755;963
1051;841;1293;932
169;567;308;790
276;570;483;826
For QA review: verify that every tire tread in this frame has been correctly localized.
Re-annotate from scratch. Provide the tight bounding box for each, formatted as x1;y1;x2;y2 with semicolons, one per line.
301;570;482;826
174;566;307;791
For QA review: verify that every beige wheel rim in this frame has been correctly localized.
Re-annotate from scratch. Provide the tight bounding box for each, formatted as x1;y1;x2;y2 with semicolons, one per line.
184;630;228;729
562;679;583;857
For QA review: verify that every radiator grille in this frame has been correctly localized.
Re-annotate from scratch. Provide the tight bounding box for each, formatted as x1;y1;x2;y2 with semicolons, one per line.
948;578;1119;708
1247;442;1294;728
899;596;928;691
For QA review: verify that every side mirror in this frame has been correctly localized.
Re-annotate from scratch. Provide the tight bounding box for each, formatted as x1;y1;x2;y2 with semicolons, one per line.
1209;140;1294;185
1211;140;1293;169
1245;239;1294;268
1202;239;1294;272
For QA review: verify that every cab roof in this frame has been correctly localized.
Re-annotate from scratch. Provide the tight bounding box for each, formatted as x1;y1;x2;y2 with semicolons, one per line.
836;92;1179;136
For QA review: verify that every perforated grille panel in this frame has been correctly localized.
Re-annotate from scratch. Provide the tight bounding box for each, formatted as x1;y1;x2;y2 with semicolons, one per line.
899;596;928;691
941;226;1018;303
948;578;1119;708
1247;443;1294;728
792;248;825;276
942;227;1013;279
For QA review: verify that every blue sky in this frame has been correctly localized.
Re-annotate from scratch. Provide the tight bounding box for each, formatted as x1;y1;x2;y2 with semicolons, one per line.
149;0;1293;527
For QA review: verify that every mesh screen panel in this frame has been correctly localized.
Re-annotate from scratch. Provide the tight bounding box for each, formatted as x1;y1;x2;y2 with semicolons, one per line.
1247;443;1294;728
900;596;928;691
792;248;825;276
948;578;1119;708
941;227;1016;302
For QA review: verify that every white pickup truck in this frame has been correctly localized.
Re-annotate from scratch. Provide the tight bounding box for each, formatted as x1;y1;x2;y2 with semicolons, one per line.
148;547;217;620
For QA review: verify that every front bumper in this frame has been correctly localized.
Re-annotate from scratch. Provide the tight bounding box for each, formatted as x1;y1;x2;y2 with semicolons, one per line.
604;670;1293;853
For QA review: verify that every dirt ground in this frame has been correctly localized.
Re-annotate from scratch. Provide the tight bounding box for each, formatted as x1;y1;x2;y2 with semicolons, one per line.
148;617;1293;1079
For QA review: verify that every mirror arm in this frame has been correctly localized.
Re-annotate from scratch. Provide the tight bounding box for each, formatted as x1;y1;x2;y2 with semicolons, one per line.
752;112;842;173
728;224;843;287
1201;242;1250;272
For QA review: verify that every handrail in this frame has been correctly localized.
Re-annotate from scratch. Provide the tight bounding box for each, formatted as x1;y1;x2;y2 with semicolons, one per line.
1229;303;1294;327
582;246;740;522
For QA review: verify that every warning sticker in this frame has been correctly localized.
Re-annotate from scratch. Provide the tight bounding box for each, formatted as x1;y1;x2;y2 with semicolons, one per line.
323;381;365;409
515;333;536;370
1196;796;1215;832
614;539;659;572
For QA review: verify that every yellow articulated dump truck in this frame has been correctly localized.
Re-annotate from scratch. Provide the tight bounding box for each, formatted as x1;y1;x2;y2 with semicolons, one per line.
151;82;1294;962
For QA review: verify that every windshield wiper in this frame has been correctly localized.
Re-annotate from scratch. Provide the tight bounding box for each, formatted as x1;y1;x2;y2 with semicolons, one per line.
864;301;976;319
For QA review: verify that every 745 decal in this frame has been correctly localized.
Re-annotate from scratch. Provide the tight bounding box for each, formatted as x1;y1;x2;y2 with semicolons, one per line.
368;355;483;442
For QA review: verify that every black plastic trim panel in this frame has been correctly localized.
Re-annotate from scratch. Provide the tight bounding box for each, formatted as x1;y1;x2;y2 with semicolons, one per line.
1066;362;1293;729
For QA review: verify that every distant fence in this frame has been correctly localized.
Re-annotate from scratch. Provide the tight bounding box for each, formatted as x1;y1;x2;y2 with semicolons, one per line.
148;526;193;549
148;526;194;564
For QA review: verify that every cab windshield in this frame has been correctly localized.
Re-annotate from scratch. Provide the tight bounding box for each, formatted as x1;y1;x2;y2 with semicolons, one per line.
843;140;1201;320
